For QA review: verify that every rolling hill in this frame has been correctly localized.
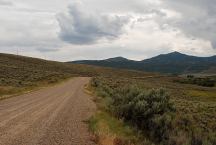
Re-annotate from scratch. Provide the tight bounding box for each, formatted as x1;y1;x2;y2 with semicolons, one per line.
0;53;152;98
71;51;216;74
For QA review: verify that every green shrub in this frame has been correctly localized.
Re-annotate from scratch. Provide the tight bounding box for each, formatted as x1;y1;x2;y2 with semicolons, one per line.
175;77;215;87
91;77;100;87
110;87;175;142
187;75;194;79
91;78;176;143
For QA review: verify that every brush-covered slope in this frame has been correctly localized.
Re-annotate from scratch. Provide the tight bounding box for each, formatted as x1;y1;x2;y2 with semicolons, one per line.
0;53;153;98
72;52;216;74
0;53;151;88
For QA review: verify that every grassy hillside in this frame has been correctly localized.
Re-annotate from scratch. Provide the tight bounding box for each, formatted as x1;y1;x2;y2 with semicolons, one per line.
0;53;152;98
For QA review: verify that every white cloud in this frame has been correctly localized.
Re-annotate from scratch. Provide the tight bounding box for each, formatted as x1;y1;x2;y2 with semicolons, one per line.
0;1;63;53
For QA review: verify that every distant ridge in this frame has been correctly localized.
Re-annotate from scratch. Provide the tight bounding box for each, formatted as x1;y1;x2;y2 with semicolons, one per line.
104;57;130;62
71;52;216;74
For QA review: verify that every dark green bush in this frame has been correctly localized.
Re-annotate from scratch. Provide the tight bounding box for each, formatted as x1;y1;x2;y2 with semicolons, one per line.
91;78;176;143
91;77;100;87
175;77;215;87
187;75;195;79
110;87;175;142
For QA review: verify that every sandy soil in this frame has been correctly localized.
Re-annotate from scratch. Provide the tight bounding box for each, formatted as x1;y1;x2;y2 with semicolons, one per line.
0;77;96;145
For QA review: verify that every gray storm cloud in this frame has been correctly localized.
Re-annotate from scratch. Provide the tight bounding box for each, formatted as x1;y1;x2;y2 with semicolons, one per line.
164;0;216;48
57;2;131;45
0;0;13;6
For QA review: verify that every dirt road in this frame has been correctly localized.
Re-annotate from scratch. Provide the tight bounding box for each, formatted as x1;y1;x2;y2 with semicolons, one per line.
0;77;96;145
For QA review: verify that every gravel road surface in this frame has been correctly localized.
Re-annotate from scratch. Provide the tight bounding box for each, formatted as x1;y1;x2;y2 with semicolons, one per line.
0;77;96;145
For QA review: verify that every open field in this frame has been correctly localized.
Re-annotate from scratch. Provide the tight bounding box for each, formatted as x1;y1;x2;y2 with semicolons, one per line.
90;75;216;145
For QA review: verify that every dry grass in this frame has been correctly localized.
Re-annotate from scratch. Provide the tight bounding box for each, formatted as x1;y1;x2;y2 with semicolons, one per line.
88;111;153;145
187;90;216;101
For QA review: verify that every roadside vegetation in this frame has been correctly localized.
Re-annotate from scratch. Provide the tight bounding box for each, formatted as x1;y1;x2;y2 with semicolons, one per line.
90;76;216;145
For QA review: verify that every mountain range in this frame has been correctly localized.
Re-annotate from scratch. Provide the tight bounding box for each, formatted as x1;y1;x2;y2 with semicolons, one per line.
71;52;216;74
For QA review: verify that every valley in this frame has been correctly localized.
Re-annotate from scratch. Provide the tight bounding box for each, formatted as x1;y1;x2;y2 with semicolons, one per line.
0;53;215;145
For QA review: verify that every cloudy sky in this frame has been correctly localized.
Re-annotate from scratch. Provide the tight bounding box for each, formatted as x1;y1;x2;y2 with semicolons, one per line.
0;0;216;61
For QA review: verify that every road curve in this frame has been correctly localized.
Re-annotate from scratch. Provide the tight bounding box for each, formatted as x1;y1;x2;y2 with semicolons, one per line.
0;77;96;145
